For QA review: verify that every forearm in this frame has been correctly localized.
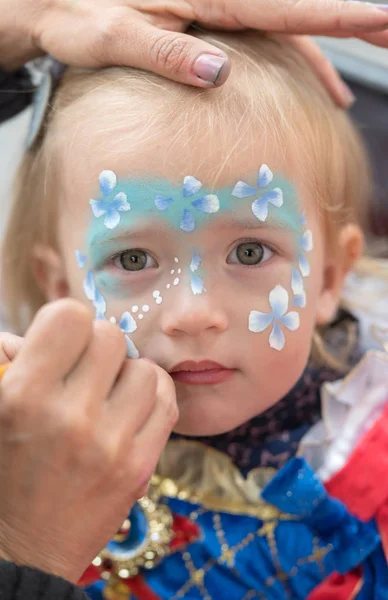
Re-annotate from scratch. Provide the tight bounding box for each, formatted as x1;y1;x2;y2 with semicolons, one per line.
0;560;89;600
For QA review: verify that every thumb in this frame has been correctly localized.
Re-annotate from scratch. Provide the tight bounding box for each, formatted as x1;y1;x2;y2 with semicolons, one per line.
105;20;231;88
0;333;24;364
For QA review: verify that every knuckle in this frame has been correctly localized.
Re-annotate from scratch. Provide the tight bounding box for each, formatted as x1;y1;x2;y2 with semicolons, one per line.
149;33;191;74
93;8;129;62
94;320;127;356
36;299;92;335
160;388;178;425
0;377;36;426
57;410;94;450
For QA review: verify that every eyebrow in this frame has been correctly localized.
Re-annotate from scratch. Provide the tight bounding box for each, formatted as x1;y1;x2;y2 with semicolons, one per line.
89;221;172;247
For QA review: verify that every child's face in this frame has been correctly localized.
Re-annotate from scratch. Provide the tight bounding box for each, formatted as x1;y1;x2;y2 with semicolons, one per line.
37;129;355;436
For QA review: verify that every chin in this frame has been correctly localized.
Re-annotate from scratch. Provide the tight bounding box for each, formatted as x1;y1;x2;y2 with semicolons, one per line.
172;406;255;437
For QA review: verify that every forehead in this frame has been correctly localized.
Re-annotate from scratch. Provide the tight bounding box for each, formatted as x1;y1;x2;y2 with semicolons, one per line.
56;88;317;236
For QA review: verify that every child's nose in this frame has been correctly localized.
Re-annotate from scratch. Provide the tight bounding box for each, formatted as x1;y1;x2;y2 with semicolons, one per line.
160;287;228;337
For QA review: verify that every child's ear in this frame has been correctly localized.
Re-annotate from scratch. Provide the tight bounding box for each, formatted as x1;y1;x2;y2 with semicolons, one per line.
315;224;364;326
33;244;69;301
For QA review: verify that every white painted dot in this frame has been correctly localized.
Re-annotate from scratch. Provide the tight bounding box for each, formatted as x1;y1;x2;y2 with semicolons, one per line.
173;278;180;286
110;316;117;324
170;269;175;275
142;305;150;312
156;296;163;304
152;290;160;298
132;305;138;313
174;257;179;263
178;268;182;274
166;284;171;289
138;314;144;320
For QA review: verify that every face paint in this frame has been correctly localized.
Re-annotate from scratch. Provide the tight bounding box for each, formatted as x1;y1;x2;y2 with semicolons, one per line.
90;171;131;229
87;168;301;246
232;165;283;223
248;209;314;349
75;249;87;269
190;248;205;295
248;285;300;351
80;166;308;357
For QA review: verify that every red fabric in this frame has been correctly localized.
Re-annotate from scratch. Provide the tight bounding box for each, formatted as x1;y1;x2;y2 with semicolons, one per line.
307;568;362;600
126;574;162;600
326;401;388;521
308;396;388;600
78;564;101;586
170;513;200;550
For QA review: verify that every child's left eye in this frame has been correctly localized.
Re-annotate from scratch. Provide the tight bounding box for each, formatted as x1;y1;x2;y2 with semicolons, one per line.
227;242;274;266
112;249;158;271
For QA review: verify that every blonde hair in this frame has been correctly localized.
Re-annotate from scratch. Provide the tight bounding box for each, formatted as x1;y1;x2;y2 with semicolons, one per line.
2;32;372;335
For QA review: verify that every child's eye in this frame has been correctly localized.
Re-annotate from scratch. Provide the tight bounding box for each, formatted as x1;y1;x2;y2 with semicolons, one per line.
227;242;274;266
112;249;158;271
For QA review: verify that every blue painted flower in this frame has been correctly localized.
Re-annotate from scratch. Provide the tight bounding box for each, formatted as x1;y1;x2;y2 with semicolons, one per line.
189;248;205;294
83;270;107;319
108;312;139;358
154;176;219;232
249;285;299;351
232;164;283;222
190;248;201;272
119;312;139;358
298;228;313;277
291;267;306;308
118;311;137;334
90;170;131;230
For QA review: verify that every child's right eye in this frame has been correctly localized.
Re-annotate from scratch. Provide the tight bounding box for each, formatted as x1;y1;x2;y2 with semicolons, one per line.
112;249;158;272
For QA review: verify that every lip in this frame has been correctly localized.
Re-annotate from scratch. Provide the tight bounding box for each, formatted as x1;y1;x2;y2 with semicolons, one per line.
169;360;236;386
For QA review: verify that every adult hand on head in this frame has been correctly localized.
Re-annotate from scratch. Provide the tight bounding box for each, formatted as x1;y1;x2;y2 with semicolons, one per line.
2;1;388;109
0;299;177;583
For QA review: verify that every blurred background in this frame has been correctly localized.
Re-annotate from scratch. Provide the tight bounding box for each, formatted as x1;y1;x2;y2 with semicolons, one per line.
0;0;388;246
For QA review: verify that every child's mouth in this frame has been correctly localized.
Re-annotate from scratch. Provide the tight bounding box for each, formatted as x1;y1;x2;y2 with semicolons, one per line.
169;360;236;386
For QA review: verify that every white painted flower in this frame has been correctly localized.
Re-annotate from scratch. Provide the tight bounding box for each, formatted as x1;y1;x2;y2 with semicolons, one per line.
90;170;131;230
249;285;300;351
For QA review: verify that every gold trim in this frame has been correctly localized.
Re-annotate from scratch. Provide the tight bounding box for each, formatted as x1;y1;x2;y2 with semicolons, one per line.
98;496;174;578
152;440;289;519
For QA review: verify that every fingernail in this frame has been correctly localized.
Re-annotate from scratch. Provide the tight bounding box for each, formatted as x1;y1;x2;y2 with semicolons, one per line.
338;80;356;108
193;54;230;86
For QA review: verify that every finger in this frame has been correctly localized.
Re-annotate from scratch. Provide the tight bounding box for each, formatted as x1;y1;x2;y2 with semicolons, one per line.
95;17;231;87
233;0;388;34
11;299;93;386
0;333;24;364
104;359;162;435
281;35;355;108
357;30;388;47
66;319;127;412
133;371;177;462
